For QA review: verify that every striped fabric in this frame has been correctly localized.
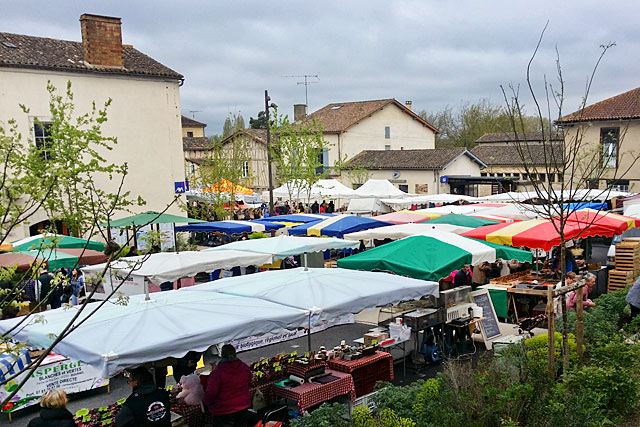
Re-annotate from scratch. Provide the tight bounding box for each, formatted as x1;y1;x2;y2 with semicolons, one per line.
0;349;31;382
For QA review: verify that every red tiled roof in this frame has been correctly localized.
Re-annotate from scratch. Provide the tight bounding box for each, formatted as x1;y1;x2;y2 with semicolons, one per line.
558;87;640;123
347;148;483;170
302;99;439;133
181;115;207;127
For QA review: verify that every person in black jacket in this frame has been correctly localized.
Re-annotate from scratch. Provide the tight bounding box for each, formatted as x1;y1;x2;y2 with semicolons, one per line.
453;264;472;288
115;367;171;427
27;389;75;427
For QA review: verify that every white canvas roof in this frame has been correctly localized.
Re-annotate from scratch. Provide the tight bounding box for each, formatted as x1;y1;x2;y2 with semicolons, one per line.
353;179;409;199
343;223;472;240
81;250;272;284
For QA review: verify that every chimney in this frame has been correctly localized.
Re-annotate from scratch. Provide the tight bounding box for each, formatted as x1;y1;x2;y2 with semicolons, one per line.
80;14;124;67
293;104;307;122
405;101;413;111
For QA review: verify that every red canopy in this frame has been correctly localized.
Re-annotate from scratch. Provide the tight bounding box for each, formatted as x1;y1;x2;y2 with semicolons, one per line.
564;208;640;236
0;253;46;272
56;248;107;266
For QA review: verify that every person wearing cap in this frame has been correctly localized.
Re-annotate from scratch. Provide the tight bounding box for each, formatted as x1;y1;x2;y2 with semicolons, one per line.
115;366;171;426
204;344;252;426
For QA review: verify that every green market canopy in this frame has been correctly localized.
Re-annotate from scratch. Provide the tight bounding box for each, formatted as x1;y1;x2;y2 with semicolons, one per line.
425;213;500;228
12;234;106;252
337;233;532;282
101;211;205;228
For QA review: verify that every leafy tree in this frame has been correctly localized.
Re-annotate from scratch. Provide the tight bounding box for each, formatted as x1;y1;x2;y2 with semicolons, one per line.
0;81;177;404
249;110;268;129
223;113;245;138
268;110;330;203
419;99;547;148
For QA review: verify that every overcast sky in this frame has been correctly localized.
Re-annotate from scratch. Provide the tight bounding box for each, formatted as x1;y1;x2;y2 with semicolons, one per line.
2;1;638;134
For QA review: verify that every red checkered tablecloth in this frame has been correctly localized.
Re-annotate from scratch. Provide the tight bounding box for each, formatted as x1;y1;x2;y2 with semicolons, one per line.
286;361;327;379
269;369;355;413
327;352;394;397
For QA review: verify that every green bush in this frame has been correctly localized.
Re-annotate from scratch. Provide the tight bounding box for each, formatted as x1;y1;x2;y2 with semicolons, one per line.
372;381;423;419
291;402;349;427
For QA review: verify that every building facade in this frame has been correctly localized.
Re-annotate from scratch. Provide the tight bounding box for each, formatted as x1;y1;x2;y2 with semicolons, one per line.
219;129;271;193
0;14;186;239
557;87;640;192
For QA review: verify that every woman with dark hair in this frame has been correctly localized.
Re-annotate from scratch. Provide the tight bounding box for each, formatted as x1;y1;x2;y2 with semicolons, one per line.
69;268;84;305
204;344;252;427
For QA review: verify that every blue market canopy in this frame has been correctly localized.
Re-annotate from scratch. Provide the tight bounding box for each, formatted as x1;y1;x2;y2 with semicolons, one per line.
288;214;392;238
205;235;359;259
254;213;335;224
175;220;284;234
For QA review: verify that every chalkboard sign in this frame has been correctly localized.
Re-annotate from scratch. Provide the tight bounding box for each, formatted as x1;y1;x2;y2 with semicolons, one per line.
469;290;502;344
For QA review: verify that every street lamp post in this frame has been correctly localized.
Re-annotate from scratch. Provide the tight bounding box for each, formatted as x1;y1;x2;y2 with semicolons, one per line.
265;90;277;217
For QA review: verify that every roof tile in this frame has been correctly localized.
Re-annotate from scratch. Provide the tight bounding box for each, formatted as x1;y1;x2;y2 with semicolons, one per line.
347;148;473;170
558;87;640;123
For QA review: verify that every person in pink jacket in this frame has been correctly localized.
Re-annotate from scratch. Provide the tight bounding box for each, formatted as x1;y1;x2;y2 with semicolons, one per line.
567;273;596;311
204;344;252;427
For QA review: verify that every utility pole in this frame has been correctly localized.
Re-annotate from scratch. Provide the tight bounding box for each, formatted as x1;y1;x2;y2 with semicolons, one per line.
265;90;277;217
282;74;319;107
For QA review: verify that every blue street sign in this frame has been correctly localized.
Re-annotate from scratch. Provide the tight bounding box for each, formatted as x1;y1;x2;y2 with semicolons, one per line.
440;176;448;184
174;181;186;193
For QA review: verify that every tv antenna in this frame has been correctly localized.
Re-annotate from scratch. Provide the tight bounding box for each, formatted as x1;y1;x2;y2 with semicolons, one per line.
189;110;202;119
282;74;319;107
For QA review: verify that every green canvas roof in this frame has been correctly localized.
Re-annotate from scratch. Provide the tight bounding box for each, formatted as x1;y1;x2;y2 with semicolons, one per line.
101;211;205;228
12;234;105;252
426;214;499;228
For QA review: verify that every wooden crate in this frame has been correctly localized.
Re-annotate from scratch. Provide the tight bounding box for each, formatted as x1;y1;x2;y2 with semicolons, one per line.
608;269;637;292
614;240;640;272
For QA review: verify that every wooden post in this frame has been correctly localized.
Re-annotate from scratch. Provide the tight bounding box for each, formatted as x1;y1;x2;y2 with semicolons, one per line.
576;286;584;366
561;295;569;373
546;285;555;378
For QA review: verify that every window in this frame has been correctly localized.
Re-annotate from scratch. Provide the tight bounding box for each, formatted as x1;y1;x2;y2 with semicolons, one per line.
34;121;53;160
399;184;408;193
539;173;546;182
385;126;390;139
480;172;487;177
512;173;520;179
497;173;503;177
504;173;511;177
241;161;249;178
607;179;629;192
489;173;495;177
521;173;528;180
316;148;329;175
549;173;556;183
190;164;195;174
601;128;619;168
187;131;194;137
385;145;391;151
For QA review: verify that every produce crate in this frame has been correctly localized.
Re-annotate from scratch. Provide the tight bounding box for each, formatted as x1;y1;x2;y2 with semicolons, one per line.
608;269;637;292
349;389;380;414
614;240;640;273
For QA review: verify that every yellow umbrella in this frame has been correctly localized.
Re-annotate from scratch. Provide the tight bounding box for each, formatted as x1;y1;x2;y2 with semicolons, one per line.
0;242;11;252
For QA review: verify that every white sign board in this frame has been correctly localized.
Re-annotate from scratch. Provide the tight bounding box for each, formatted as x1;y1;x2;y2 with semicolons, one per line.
159;223;175;252
87;267;146;300
1;355;108;413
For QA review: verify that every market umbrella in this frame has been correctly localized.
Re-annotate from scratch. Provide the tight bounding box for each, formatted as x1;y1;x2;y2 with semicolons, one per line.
203;179;253;195
205;236;359;259
468;213;516;223
186;267;439;327
288;215;391;238
0;242;12;252
344;223;474;240
56;248;108;265
0;253;46;272
426;213;500;228
17;249;80;270
101;211;206;228
373;210;440;225
0;290;308;378
564;208;640;236
460;219;589;251
337;234;531;281
175;220;284;234
12;234;106;252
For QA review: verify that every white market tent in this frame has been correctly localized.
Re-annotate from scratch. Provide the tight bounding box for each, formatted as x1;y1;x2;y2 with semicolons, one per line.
185;267;439;326
81;250;273;297
343;223;473;241
381;193;480;207
415;204;495;215
625;204;640;218
0;290;308;378
474;204;545;221
266;179;355;201
204;235;359;259
346;198;391;215
0;268;439;377
352;179;409;199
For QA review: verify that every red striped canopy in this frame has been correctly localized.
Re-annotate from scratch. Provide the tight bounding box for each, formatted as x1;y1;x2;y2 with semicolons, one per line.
460;219;589;251
564;208;640;236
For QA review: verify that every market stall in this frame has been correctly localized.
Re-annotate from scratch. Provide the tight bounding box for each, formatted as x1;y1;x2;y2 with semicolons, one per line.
288;215;392;238
343;223;475;240
426;213;500;228
204;235;359;259
0;248;106;272
352;179;410;199
373;210;440;224
80;250;273;299
338;233;532;282
266;179;356;201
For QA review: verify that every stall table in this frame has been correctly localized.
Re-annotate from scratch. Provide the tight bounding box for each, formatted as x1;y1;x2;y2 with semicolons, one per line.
327;351;393;397
269;369;355;414
506;287;549;322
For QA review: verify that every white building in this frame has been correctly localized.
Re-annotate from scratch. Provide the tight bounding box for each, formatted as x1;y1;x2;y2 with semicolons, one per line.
0;14;186;239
